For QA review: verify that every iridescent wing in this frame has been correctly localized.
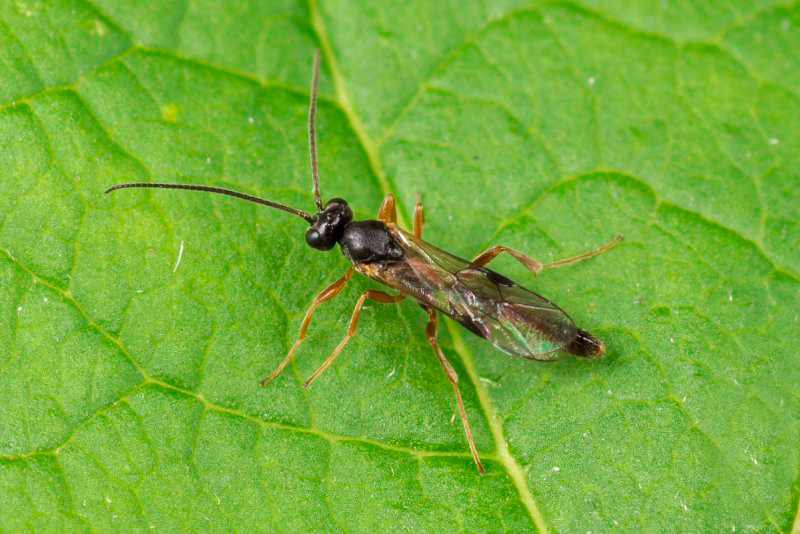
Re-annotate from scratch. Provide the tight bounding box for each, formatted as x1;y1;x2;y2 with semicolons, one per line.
450;267;578;360
364;226;579;360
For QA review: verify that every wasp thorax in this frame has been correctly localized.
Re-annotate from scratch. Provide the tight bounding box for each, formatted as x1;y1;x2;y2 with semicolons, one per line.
305;198;353;250
340;220;404;263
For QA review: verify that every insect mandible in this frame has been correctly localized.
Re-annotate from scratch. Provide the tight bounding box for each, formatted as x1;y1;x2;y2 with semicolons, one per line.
106;50;622;474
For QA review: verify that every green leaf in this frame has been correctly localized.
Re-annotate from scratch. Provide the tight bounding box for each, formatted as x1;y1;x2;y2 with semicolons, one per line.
1;1;798;532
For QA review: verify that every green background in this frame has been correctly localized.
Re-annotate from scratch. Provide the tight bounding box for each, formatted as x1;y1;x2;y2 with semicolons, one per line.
1;0;798;532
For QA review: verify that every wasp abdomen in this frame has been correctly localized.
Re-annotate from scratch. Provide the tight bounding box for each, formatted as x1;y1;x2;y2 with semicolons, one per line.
566;329;605;358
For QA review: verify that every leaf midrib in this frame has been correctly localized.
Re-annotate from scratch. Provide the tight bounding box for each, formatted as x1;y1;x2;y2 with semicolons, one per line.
2;2;796;529
309;1;548;531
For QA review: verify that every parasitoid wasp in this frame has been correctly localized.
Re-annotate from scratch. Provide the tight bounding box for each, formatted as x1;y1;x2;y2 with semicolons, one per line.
106;50;622;474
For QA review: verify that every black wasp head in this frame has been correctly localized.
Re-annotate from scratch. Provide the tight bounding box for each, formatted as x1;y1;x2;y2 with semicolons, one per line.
305;198;353;250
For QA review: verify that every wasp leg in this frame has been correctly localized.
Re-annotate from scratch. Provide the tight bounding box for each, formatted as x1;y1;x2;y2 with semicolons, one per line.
471;234;622;275
423;307;485;474
413;195;424;238
377;194;397;223
259;267;355;385
303;290;405;387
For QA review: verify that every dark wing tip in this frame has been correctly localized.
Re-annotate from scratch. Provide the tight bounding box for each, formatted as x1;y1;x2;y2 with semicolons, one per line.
566;329;605;358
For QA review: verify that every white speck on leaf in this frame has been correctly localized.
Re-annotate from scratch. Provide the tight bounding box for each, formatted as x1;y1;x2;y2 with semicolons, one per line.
587;76;596;86
386;367;396;379
768;138;779;145
16;306;22;312
552;466;560;472
248;117;255;124
105;496;111;504
43;297;48;303
450;413;456;424
173;240;185;273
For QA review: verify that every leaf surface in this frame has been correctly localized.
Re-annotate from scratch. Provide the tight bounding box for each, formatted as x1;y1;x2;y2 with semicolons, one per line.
1;1;798;532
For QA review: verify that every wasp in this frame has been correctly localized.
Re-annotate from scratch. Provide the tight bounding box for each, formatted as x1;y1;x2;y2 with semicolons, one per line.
106;51;621;474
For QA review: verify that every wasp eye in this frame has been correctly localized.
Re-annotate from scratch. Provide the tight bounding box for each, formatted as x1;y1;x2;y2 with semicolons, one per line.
306;228;333;250
304;199;352;251
305;229;320;246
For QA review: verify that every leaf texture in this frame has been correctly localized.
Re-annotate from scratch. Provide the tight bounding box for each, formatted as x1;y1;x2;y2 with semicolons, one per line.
0;1;798;532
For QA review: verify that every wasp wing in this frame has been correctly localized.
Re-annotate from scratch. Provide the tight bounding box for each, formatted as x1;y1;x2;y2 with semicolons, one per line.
373;227;578;360
450;268;578;360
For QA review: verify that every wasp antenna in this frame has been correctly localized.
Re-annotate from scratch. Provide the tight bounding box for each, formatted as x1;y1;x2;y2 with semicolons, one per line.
104;182;315;223
308;49;323;212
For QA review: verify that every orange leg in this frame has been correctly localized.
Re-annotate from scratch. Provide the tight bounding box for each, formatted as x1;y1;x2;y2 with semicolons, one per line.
424;307;484;474
303;289;405;387
413;196;424;238
259;267;354;385
378;192;423;237
471;234;622;275
377;194;397;223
